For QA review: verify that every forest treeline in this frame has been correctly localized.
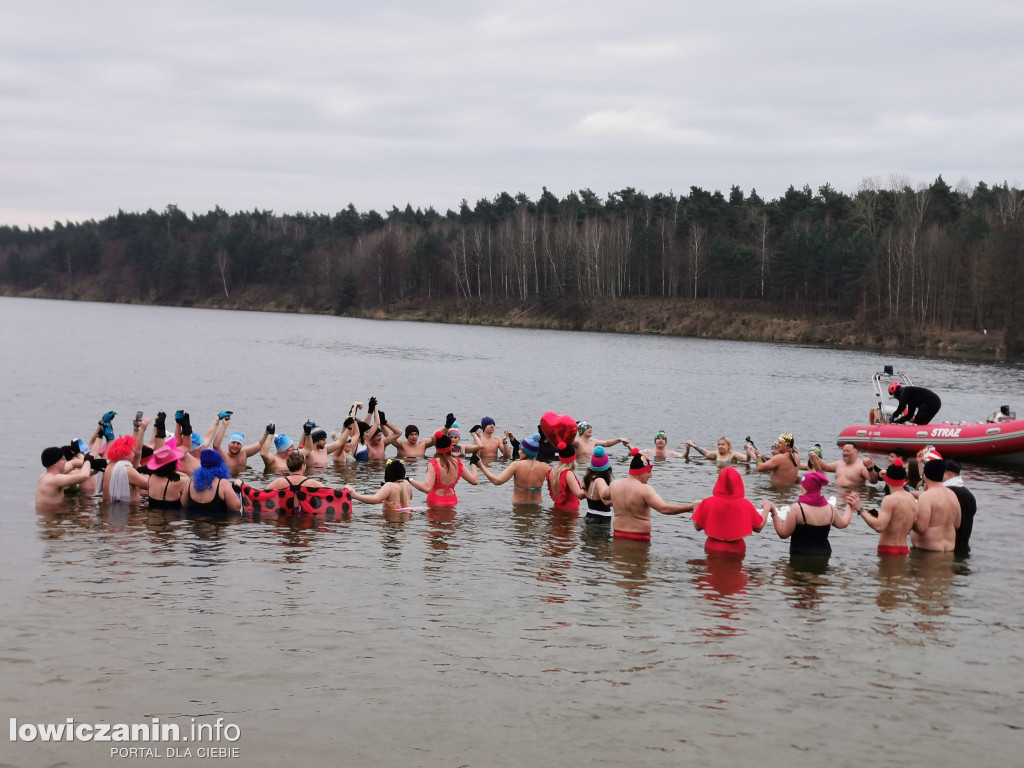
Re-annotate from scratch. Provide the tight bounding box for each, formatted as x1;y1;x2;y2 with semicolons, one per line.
1;176;1023;354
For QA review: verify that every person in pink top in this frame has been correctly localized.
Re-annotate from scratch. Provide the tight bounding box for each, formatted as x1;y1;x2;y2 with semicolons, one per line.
547;441;585;513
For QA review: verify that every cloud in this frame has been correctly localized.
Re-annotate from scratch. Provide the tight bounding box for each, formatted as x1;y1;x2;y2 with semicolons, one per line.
575;108;716;146
1;1;1022;227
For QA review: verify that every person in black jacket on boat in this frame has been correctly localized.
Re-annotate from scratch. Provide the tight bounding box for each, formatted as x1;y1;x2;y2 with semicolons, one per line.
888;382;942;425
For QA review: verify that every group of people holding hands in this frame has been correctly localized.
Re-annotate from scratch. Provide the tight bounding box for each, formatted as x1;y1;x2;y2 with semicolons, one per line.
36;401;977;559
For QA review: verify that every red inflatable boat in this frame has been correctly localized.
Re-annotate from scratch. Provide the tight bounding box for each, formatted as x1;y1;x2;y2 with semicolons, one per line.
837;368;1024;461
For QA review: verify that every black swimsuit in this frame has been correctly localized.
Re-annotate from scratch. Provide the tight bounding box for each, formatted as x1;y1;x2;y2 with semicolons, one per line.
149;476;182;509
187;478;230;514
788;502;832;556
584;482;612;524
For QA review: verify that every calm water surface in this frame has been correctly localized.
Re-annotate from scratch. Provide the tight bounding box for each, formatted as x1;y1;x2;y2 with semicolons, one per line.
2;297;1023;768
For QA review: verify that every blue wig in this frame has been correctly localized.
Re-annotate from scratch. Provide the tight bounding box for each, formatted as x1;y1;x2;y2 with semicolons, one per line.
193;449;231;491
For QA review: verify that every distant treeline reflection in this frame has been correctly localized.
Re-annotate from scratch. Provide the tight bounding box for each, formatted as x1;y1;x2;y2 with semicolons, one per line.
1;177;1023;353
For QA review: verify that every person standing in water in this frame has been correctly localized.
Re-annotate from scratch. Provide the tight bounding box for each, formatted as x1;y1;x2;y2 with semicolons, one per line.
762;471;852;557
409;432;479;509
692;465;766;556
581;446;615;525
604;449;694;541
477;433;549;506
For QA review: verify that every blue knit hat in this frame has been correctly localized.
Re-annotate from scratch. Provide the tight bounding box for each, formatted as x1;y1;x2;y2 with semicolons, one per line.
520;433;541;457
589;445;610;472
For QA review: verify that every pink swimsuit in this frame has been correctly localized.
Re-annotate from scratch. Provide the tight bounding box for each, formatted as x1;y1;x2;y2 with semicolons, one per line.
427;458;464;508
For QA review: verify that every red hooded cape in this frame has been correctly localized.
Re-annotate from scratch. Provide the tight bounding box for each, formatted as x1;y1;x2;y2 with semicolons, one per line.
692;466;762;541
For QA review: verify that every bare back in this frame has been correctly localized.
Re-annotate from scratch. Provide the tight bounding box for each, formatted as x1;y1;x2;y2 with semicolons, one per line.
912;483;961;552
876;487;917;548
607;477;655;535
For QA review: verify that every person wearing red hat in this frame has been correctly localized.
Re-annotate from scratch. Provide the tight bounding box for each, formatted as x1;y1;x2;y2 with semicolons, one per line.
692;466;767;556
603;448;695;541
887;382;942;425
409;431;479;509
845;459;917;555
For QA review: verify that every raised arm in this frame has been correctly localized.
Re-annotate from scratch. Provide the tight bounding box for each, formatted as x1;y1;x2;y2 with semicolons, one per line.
808;452;838;473
260;422;276;466
245;430;268;458
326;423;353;455
212;417;228;452
479;461;517;487
380;416;402;446
130;417;151;466
686;440;715;460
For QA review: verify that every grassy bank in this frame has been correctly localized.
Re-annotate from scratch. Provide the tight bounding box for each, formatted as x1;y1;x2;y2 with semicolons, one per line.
364;297;1002;358
4;286;1006;358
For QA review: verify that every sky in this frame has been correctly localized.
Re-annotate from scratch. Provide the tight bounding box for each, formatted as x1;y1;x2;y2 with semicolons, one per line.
2;0;1023;228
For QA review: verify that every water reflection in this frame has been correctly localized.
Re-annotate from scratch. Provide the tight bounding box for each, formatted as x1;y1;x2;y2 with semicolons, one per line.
537;511;578;602
606;538;652;601
873;551;958;625
689;555;763;638
777;558;831;610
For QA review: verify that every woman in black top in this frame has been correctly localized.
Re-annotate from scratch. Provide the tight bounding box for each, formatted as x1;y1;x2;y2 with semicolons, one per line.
182;449;241;514
762;471;853;556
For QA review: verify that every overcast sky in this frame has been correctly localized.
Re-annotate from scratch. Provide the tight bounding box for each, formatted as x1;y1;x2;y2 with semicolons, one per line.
2;0;1022;228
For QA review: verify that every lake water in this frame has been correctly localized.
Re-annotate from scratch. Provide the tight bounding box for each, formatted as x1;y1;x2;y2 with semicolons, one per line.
2;296;1023;768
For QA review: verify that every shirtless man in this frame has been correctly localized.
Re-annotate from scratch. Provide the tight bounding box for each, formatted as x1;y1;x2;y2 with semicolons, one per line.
260;425;295;474
809;443;879;487
215;415;269;475
752;432;801;484
574;421;630;464
464;417;512;460
647;431;686;459
365;425;401;460
301;423;332;468
36;447;96;506
911;458;961;552
395;424;434;459
601;449;694;541
845;459;917;555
